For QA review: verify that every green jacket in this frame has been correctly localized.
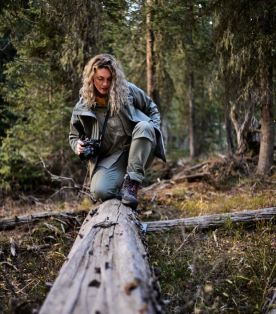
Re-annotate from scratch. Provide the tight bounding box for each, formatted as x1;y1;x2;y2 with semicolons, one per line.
69;82;166;173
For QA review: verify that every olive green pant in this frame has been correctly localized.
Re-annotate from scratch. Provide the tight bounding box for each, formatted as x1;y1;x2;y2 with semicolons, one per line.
90;121;156;201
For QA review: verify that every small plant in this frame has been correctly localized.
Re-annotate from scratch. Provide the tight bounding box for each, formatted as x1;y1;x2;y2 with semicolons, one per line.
147;223;276;313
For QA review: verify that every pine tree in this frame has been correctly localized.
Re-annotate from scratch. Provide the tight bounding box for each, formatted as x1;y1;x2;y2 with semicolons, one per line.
213;0;276;174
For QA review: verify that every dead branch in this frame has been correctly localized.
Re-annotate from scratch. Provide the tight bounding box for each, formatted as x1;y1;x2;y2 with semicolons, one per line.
145;207;276;232
140;172;210;194
0;210;90;230
173;173;210;183
172;161;209;179
2;206;275;234
40;157;81;188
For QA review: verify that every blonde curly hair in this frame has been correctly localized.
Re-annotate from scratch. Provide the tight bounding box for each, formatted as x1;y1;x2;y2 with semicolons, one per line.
80;54;129;115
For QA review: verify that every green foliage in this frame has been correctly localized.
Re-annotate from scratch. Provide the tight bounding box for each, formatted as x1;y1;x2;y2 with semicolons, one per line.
148;224;276;313
147;0;223;154
0;143;46;192
214;0;276;102
0;0;275;191
0;29;17;141
0;0;106;190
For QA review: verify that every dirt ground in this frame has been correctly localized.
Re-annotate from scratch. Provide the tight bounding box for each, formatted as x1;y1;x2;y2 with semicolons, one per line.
0;156;275;313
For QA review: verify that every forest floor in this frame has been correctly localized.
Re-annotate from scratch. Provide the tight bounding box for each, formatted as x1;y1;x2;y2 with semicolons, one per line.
0;155;275;313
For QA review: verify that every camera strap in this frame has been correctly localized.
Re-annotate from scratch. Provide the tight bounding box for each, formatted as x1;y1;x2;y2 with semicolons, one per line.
99;108;110;142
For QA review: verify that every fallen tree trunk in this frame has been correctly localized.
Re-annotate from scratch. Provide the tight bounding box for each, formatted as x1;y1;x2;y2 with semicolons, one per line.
145;207;276;232
39;199;162;314
0;210;89;230
2;206;275;233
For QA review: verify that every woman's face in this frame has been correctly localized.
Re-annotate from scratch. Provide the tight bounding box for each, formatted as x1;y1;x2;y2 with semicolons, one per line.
93;68;112;96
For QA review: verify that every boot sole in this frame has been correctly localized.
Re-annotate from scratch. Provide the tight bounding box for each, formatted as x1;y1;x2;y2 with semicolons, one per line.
121;198;138;210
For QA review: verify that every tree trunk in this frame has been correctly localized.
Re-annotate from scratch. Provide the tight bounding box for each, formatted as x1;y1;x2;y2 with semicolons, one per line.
146;0;154;98
230;101;254;155
39;199;162;314
257;66;275;175
146;0;160;107
188;71;196;158
224;77;234;155
161;116;169;148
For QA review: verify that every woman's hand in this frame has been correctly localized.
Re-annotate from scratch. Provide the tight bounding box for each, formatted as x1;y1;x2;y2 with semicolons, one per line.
76;140;84;155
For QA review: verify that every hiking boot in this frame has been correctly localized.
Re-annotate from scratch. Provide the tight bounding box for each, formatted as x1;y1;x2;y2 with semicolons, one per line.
121;176;140;209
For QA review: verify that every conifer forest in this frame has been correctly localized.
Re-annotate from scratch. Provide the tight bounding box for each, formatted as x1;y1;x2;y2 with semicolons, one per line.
0;1;275;313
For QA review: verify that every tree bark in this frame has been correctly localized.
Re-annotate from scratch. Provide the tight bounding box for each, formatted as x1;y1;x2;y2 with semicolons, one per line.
145;207;276;232
39;199;162;314
146;0;161;108
146;0;154;98
257;66;275;175
188;71;196;158
230;101;254;155
0;210;88;230
224;77;235;155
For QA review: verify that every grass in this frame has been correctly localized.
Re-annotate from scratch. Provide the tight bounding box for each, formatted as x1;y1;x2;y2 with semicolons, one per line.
177;192;275;215
0;219;80;313
140;170;276;313
147;223;276;313
0;163;275;313
140;179;276;220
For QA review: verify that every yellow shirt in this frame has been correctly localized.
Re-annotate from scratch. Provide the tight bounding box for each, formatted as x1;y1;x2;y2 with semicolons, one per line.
95;96;108;107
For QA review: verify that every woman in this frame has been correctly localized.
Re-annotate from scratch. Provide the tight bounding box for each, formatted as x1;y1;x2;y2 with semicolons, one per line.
69;54;166;209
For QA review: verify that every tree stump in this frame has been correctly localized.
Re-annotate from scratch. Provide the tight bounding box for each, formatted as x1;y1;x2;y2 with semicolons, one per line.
39;199;162;314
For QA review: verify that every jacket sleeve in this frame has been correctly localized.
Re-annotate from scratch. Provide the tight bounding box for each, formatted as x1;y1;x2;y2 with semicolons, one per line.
69;114;83;154
128;83;161;130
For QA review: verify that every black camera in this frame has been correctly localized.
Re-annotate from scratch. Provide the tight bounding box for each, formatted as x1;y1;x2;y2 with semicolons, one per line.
80;139;101;160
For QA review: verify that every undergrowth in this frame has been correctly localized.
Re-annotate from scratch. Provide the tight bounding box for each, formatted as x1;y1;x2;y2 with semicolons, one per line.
148;222;276;313
0;157;275;313
0;219;80;313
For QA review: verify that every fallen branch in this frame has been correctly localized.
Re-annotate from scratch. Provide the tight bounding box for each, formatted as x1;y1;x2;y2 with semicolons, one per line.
172;161;209;179
0;210;90;230
145;207;276;232
40;158;81;187
46;186;92;200
140;180;172;193
140;172;210;194
39;199;162;314
40;158;91;200
172;172;210;183
2;206;275;233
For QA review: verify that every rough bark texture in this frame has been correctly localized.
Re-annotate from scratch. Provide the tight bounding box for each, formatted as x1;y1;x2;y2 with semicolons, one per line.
257;66;275;175
39;199;162;314
146;0;154;98
188;71;196;158
257;101;275;175
0;210;87;230
230;101;254;155
257;8;275;175
224;78;235;155
145;207;276;232
146;0;160;108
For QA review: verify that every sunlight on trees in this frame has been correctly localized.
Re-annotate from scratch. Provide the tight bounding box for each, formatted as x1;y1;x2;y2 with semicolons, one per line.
0;0;275;192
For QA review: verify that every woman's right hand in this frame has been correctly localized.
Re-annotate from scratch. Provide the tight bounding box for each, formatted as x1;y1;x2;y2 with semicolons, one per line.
76;140;84;155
